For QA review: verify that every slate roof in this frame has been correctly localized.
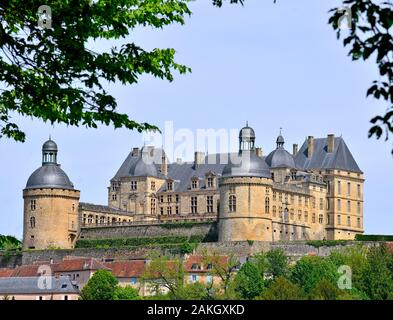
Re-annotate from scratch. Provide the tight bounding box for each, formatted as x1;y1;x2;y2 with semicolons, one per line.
294;137;362;173
25;164;75;190
0;276;78;294
112;136;362;188
79;202;133;216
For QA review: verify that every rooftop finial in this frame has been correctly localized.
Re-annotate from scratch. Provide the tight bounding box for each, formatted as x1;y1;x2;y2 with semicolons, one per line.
279;127;282;135
246;121;249;127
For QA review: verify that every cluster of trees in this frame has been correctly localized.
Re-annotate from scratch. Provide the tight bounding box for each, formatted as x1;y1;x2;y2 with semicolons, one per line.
0;235;21;251
80;244;393;300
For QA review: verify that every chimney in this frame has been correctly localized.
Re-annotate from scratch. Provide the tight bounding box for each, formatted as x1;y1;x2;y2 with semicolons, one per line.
161;151;168;176
132;147;140;157
293;144;298;156
194;152;205;169
255;147;263;157
327;134;335;153
307;136;314;158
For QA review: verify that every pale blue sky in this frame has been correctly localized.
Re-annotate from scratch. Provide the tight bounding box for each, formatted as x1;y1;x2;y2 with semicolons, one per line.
0;0;392;238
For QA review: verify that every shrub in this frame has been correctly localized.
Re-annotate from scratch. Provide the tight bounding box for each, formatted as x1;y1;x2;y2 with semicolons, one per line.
355;234;393;241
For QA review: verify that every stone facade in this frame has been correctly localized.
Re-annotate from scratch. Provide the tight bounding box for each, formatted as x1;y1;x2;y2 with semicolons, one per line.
22;125;365;250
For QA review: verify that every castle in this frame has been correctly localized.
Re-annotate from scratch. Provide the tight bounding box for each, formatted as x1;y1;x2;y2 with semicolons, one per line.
22;124;365;250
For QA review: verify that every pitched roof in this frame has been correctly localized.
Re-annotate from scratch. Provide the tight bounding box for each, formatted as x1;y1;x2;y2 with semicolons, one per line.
79;202;133;216
52;258;110;273
0;276;78;294
0;268;14;277
10;265;40;277
104;260;146;278
184;255;228;273
294;137;362;173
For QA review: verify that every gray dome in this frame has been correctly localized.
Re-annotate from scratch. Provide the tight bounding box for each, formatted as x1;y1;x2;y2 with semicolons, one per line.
276;135;285;144
42;139;58;152
223;151;271;178
129;147;158;177
26;164;74;190
265;148;295;169
239;125;255;141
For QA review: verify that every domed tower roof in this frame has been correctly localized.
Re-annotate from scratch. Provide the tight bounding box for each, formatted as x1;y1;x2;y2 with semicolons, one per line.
265;131;295;169
25;138;75;190
223;151;271;178
223;124;271;178
129;146;158;177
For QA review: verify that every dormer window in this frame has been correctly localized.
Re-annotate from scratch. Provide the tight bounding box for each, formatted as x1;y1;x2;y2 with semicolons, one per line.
191;179;198;189
131;181;137;191
191;263;201;270
207;177;214;188
167;181;173;191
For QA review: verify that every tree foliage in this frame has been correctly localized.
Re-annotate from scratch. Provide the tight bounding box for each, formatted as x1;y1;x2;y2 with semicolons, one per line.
234;261;265;299
0;0;192;142
0;235;21;251
328;0;393;152
79;269;119;300
114;285;141;300
258;277;305;300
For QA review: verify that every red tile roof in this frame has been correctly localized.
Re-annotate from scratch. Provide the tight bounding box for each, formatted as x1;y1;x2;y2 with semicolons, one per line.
11;265;40;277
184;255;228;273
104;260;146;278
0;268;14;277
52;258;109;273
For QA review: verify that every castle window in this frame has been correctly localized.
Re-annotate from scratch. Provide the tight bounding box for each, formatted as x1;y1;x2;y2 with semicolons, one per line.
167;195;172;203
298;210;302;221
83;214;87;224
319;198;324;210
347;200;351;213
167;206;172;215
176;194;180;203
30;216;36;228
160;207;164;215
357;184;361;198
319;214;323;224
357;218;361;228
337;215;341;225
347;182;351;196
176;206;179;215
30;200;36;211
290;209;294;220
347;216;351;227
207;196;214;213
72;204;75;212
337;199;341;212
191;197;198;214
273;206;277;217
167;181;173;191
304;211;308;223
99;216;105;224
88;215;93;224
273;192;277;201
265;197;270;214
298;196;302;206
160;195;164;203
131;181;138;191
337;181;341;195
207;177;214;188
112;194;117;201
279;193;282;202
312;213;316;223
357;202;361;215
191;179;198;190
151;198;156;215
279;206;283;218
151;181;156;191
95;215;99;224
312;198;316;209
229;195;236;213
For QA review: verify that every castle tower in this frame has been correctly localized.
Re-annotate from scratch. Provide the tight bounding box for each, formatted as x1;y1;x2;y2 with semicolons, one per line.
23;139;80;250
218;123;273;242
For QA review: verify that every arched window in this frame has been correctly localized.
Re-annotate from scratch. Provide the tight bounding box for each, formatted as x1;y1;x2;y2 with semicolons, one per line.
229;195;236;212
265;197;270;213
30;216;36;228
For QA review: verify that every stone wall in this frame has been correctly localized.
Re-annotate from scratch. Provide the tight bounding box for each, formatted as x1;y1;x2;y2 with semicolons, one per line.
20;241;382;265
79;221;218;241
0;252;23;268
